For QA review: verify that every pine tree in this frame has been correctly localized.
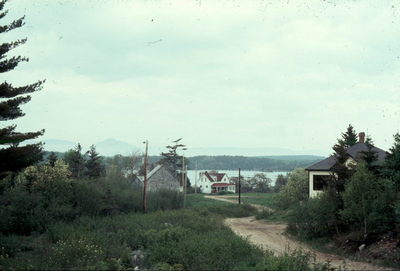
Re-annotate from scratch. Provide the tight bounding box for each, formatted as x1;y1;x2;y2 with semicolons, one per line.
382;133;400;192
365;134;374;145
48;152;57;167
64;143;85;178
361;135;379;174
341;124;358;147
331;125;359;192
160;138;187;172
0;1;44;178
331;140;351;192
86;145;104;178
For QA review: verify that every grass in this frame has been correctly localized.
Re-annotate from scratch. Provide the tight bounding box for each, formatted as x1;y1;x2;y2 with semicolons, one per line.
186;193;231;208
239;192;277;208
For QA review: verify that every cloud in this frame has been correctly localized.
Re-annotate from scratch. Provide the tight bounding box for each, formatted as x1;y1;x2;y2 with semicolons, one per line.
3;0;400;154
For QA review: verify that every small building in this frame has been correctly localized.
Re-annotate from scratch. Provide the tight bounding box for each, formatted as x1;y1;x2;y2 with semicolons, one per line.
198;171;236;193
136;162;188;192
305;132;387;198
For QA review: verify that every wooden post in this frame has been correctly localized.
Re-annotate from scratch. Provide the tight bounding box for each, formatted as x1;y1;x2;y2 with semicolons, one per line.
194;162;198;194
238;168;241;205
142;140;148;213
182;156;185;207
184;164;187;208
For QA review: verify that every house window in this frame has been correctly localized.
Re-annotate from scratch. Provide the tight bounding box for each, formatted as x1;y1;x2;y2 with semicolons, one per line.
313;175;331;191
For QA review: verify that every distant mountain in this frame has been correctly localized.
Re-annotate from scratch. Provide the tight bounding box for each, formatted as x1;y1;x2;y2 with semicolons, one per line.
32;138;327;158
28;138;140;156
95;138;140;156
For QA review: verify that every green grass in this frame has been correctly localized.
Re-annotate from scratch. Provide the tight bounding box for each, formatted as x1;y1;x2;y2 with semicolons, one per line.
186;193;231;208
239;192;277;208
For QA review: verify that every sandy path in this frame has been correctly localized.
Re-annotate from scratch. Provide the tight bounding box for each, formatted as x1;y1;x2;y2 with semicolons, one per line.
205;195;391;270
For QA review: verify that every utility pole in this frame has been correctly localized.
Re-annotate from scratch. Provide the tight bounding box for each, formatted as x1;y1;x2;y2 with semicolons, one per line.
182;155;186;207
194;162;198;194
184;164;188;207
142;140;148;213
238;168;241;205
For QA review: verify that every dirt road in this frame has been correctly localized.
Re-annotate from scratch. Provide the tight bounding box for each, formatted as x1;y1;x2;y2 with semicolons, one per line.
206;195;390;270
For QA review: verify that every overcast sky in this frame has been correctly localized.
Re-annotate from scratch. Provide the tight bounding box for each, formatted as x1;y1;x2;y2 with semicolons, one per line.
3;0;400;155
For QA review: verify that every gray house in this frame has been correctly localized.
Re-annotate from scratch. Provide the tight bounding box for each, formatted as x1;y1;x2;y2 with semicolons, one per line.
305;132;387;198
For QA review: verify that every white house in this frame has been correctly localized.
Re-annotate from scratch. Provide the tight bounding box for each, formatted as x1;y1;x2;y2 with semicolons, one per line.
305;132;387;198
197;171;236;194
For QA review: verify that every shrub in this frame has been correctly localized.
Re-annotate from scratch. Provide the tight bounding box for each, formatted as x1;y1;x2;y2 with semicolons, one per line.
255;209;274;220
254;249;329;271
0;169;184;235
274;168;308;210
218;190;234;195
287;192;338;240
49;237;107;269
340;163;396;237
147;189;183;211
0;178;75;234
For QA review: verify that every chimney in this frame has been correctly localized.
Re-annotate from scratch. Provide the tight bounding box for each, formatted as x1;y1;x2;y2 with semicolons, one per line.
359;132;365;143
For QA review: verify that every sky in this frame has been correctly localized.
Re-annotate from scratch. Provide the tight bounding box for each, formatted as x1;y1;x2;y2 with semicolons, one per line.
2;0;400;156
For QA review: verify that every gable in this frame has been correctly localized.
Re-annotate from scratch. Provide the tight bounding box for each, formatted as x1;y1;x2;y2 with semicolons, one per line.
149;166;178;184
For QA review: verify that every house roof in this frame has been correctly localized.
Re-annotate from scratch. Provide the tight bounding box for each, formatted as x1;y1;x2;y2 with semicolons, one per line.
136;164;163;182
204;171;226;182
346;142;387;162
211;183;234;187
306;143;387;171
305;156;337;171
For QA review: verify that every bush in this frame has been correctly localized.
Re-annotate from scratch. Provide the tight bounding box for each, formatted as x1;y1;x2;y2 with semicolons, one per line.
254;250;329;271
274;168;308;210
287;192;338;240
147;189;183;211
255;209;274;220
0;167;184;235
218;190;234;195
49;237;108;270
340;163;396;237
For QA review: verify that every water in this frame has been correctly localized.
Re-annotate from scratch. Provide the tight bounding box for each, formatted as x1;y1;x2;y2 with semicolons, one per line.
186;170;288;186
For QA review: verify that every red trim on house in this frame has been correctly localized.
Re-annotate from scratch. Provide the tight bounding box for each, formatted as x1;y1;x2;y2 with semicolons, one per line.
204;171;226;182
211;183;234;187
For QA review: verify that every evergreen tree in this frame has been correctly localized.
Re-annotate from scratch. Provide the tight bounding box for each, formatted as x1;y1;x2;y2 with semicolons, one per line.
341;124;358;147
331;140;352;192
330;125;359;192
0;0;45;178
365;134;374;145
382;133;400;192
360;135;379;174
86;145;104;178
64;143;85;178
48;152;57;167
160;138;187;172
